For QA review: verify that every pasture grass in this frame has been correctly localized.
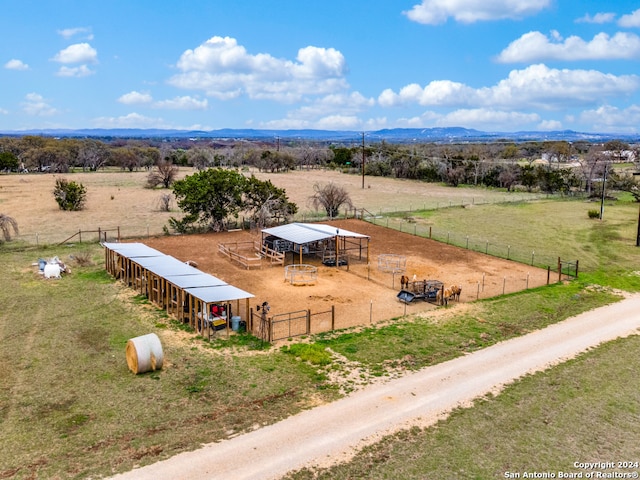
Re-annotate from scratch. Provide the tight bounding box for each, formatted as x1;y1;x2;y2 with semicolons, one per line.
285;334;640;480
0;245;340;479
313;282;621;375
2;189;640;478
382;196;640;286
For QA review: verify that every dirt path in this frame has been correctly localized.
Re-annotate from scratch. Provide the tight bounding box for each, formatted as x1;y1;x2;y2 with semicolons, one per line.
109;295;640;480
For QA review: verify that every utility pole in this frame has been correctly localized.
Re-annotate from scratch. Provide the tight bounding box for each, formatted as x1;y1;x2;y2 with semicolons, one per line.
361;132;365;189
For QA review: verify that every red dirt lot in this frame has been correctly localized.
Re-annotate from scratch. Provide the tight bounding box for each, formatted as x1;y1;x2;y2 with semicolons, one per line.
141;219;550;332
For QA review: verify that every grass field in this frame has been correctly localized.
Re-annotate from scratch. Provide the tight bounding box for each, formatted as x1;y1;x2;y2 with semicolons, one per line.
1;171;640;479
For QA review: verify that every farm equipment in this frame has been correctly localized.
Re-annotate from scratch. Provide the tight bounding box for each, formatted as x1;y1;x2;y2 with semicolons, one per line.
397;279;444;304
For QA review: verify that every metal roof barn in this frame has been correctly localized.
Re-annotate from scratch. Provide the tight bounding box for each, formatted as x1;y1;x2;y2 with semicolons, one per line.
262;223;369;244
103;242;254;340
261;222;370;266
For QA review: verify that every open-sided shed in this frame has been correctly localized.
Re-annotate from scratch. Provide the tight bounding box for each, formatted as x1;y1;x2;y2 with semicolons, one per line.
103;242;254;337
261;223;370;265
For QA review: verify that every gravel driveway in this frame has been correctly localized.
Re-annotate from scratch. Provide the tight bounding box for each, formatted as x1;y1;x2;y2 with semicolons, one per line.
110;295;640;480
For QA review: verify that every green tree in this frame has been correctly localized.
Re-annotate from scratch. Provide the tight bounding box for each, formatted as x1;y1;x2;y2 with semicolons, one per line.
170;169;298;232
244;176;297;228
170;168;248;232
0;151;19;172
53;178;87;211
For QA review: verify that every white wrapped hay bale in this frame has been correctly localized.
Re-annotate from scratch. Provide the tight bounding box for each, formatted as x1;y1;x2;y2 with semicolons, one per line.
125;333;163;374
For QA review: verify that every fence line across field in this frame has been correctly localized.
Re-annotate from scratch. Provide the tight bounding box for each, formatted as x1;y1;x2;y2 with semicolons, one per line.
8;200;573;277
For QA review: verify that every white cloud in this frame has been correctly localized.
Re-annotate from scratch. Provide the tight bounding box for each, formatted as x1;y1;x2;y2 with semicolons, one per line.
92;112;169;129
0;107;9;115
91;112;210;130
379;64;639;110
537;119;563;130
497;31;640;62
117;91;208;110
57;27;93;40
314;115;361;130
379;80;476;107
168;36;349;102
56;65;95;77
21;93;57;116
619;8;640;28
5;59;29;70
403;0;551;25
579;104;640;133
575;12;616;24
118;91;153;105
153;96;208;110
51;43;98;64
259;92;374;130
436;109;540;128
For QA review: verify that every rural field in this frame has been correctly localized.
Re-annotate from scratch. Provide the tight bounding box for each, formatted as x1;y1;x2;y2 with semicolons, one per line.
0;168;543;244
1;168;640;479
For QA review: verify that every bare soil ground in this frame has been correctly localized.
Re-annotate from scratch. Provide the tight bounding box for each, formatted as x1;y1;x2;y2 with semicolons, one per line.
142;218;550;332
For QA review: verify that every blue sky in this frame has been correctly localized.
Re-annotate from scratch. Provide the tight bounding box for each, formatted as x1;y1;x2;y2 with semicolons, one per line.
2;0;640;133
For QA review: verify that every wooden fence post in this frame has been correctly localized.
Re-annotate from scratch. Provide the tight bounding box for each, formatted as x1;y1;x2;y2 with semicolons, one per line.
117;226;121;241
558;257;562;282
331;305;335;331
306;309;311;335
547;266;551;285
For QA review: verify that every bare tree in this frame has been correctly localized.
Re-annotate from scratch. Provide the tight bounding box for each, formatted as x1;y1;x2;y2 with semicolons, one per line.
155;193;173;212
309;182;354;218
0;214;19;242
147;161;179;188
577;146;607;196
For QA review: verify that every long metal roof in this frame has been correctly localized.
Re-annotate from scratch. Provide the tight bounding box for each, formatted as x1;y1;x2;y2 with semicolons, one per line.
185;285;254;303
103;242;254;302
164;273;227;288
102;242;165;258
262;223;369;245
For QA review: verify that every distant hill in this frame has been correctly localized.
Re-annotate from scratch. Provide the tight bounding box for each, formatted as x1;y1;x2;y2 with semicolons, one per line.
0;127;637;143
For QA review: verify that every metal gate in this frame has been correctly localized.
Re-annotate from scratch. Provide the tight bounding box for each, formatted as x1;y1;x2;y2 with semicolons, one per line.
271;310;310;341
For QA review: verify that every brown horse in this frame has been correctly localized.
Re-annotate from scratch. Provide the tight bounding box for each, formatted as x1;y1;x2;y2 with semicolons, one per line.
400;275;410;290
437;287;452;306
450;284;462;301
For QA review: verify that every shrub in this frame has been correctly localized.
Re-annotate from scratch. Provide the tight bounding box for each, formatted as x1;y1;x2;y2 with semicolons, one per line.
0;213;19;242
588;209;600;219
53;178;87;211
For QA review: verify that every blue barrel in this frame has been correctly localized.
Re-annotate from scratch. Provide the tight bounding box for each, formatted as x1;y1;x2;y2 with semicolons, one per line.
231;316;241;331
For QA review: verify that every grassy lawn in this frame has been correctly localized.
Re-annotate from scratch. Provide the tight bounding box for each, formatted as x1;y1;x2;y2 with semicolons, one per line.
2;190;640;479
378;196;640;285
0;245;340;479
285;334;640;479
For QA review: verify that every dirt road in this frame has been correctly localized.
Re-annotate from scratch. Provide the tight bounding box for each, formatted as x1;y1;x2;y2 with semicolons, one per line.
110;295;640;480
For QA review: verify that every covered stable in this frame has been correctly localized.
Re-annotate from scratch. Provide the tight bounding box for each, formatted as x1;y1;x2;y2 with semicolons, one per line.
103;242;254;337
260;222;370;266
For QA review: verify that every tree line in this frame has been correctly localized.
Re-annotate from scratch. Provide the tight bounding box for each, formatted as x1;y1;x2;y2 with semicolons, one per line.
1;135;639;197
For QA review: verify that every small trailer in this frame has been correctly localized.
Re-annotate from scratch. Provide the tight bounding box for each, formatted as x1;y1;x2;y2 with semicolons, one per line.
397;279;444;304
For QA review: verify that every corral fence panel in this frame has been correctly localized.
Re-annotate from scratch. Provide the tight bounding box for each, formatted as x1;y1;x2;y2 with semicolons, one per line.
271;309;309;341
252;306;335;342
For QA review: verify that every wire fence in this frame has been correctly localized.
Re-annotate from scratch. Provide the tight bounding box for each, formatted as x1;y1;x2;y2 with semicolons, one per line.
365;215;565;271
5;191;566;273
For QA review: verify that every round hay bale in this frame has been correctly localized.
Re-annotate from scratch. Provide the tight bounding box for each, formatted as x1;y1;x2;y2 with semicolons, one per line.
125;333;163;374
